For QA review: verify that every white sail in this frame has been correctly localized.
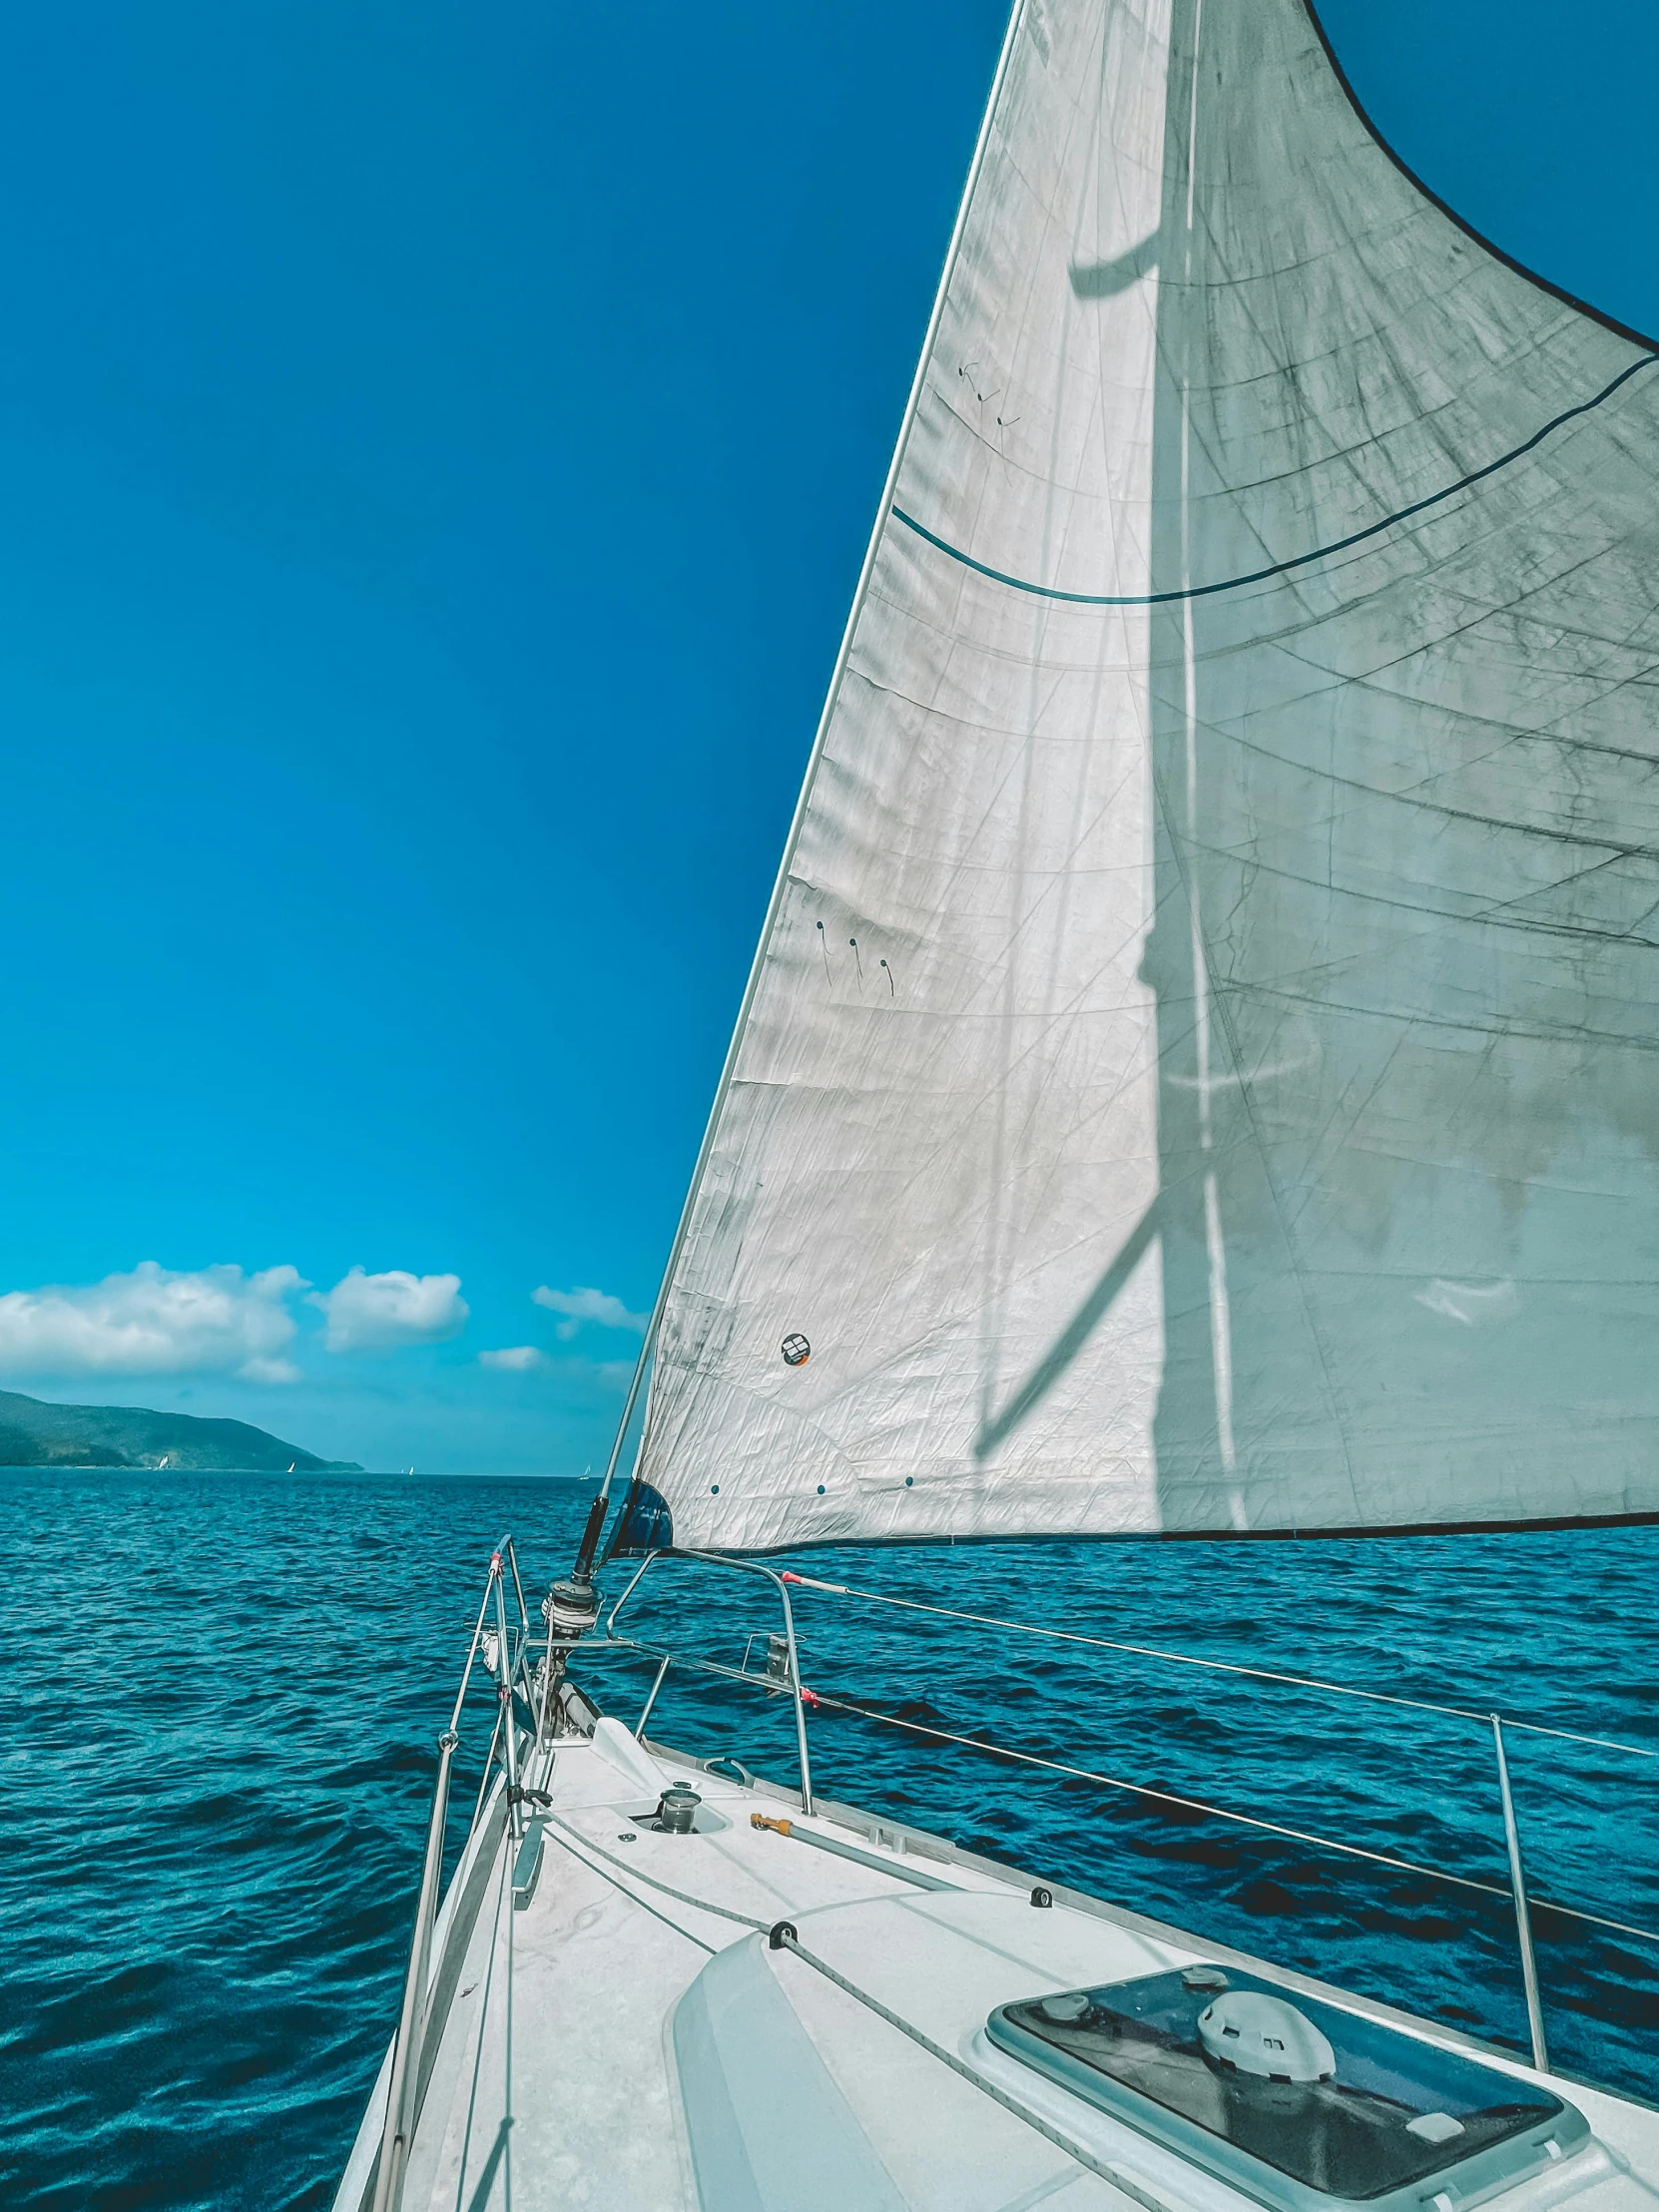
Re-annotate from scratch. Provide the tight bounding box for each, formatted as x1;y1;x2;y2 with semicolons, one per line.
627;0;1659;1552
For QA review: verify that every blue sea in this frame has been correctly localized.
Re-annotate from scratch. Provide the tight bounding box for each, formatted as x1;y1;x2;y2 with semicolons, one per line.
3;1467;1655;2209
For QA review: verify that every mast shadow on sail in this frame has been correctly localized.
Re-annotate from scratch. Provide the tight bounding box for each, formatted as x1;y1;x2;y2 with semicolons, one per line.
974;1202;1161;1460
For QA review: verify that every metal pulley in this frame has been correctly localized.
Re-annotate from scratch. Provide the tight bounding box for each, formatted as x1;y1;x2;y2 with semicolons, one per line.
543;1577;600;1644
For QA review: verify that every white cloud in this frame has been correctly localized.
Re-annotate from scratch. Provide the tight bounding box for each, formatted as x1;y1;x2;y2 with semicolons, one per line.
531;1284;648;1343
310;1268;469;1354
479;1345;548;1373
0;1262;305;1382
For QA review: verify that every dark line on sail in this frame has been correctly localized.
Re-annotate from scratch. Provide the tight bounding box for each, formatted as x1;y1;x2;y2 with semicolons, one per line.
1300;0;1659;357
713;1506;1659;1560
893;354;1658;609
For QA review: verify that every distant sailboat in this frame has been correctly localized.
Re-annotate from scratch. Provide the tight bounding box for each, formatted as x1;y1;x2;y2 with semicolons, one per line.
334;1;1659;2206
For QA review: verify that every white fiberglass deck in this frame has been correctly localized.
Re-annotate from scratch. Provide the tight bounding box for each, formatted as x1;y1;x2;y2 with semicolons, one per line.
333;1713;1659;2212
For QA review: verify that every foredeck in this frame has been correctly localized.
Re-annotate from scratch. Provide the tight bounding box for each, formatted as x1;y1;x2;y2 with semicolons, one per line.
333;1716;1659;2212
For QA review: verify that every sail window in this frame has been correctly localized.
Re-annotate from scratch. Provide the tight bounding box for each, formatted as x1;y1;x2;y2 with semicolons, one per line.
987;1968;1583;2212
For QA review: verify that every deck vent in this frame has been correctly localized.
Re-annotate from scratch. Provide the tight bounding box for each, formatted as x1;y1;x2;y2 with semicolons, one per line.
1197;1992;1334;2084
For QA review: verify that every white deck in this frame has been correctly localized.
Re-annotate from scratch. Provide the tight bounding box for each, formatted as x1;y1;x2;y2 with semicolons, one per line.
332;1714;1659;2212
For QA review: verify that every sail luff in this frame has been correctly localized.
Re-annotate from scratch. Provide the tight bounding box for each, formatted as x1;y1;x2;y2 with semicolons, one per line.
634;0;1178;1550
603;0;1033;1540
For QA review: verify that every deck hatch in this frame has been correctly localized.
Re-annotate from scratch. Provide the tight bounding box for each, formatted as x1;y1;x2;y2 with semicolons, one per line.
987;1967;1586;2212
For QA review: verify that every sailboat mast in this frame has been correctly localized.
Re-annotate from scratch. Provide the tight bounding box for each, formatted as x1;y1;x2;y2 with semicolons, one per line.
571;0;1032;1580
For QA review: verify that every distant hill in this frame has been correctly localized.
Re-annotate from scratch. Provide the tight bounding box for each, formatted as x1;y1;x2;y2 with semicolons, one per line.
0;1387;361;1471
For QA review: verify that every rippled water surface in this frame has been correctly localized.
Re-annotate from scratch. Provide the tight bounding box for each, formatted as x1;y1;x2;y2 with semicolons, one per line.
3;1467;1656;2208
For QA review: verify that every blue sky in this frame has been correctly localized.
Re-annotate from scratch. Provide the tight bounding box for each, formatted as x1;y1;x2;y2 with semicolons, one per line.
0;0;1653;1472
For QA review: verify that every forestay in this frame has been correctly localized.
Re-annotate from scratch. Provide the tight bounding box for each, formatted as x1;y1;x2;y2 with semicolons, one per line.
625;0;1659;1552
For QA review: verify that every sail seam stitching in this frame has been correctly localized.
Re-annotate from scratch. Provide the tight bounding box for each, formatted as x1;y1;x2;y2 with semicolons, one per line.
891;353;1658;606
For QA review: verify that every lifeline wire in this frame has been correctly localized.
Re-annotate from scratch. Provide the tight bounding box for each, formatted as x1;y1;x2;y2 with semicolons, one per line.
804;1687;1659;1950
581;1632;1658;1946
781;1573;1658;1763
